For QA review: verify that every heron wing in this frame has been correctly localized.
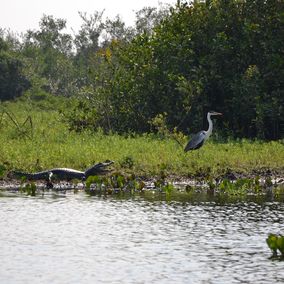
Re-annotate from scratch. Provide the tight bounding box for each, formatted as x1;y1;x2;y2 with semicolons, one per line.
184;131;206;152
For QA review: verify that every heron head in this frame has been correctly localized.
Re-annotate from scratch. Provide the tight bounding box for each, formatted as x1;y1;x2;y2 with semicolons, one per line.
208;111;222;116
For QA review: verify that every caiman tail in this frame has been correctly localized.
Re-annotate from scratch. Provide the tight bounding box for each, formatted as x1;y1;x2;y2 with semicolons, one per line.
10;169;84;181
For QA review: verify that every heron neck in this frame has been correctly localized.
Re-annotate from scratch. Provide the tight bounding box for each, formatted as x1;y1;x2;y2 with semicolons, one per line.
205;113;213;139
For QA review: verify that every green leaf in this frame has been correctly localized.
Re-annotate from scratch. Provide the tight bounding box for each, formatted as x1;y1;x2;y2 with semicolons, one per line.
276;236;284;255
266;234;278;256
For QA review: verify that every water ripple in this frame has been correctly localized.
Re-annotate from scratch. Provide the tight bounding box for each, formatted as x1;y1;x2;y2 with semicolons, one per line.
0;194;283;283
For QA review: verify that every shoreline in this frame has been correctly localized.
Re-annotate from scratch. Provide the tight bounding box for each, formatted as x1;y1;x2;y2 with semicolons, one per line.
1;169;283;193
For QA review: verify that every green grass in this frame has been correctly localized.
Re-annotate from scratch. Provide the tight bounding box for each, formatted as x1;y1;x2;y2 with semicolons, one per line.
0;98;283;178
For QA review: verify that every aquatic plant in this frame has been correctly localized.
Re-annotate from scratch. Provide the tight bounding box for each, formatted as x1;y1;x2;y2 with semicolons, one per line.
153;171;174;196
19;182;37;196
85;173;129;195
84;171;176;196
266;234;284;259
218;178;262;195
85;175;104;192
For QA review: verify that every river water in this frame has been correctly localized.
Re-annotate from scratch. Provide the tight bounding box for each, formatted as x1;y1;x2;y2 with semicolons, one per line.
0;191;283;284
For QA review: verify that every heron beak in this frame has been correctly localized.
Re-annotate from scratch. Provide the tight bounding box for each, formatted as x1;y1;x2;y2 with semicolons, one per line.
213;112;222;116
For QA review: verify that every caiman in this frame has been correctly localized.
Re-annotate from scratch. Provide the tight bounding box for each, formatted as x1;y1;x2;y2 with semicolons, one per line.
9;160;114;182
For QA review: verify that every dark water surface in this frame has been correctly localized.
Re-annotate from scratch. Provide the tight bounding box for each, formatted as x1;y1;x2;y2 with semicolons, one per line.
0;192;283;284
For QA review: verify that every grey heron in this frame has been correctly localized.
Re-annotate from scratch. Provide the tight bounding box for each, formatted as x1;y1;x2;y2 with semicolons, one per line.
184;111;222;152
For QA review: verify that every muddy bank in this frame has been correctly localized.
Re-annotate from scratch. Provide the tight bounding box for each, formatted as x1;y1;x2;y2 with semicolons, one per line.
1;170;283;193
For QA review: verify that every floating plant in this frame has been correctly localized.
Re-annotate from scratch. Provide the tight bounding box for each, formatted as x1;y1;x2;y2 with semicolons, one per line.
266;234;284;259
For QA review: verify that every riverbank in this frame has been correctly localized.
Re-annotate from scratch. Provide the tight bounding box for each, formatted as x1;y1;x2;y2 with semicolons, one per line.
1;166;284;202
1;133;283;180
1;178;284;205
1;99;283;180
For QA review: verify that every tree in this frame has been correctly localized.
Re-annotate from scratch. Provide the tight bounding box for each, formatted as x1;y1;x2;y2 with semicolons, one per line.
0;33;30;101
22;15;76;97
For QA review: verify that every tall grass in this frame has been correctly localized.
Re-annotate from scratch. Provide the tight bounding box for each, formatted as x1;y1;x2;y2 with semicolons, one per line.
0;99;283;177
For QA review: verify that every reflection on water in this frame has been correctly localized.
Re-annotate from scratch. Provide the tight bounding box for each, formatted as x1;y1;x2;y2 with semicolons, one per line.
0;192;283;284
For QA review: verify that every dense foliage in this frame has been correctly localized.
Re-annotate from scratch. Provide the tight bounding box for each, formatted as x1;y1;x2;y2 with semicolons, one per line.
0;0;283;139
0;35;30;100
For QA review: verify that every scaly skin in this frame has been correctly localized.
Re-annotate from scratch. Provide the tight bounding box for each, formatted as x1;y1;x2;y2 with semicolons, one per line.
10;161;114;181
